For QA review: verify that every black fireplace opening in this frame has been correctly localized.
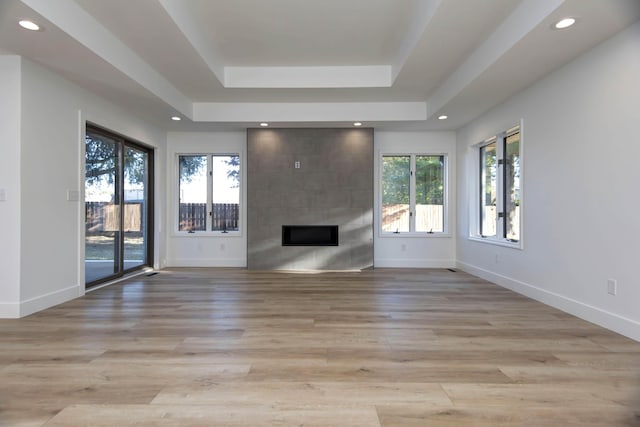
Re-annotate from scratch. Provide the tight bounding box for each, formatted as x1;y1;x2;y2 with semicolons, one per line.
282;225;339;246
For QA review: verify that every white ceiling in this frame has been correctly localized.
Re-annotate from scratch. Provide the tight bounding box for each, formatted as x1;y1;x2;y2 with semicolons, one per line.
1;0;639;131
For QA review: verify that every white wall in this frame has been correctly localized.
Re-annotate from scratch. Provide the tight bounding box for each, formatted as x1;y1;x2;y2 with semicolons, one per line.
374;131;456;268
0;56;22;317
1;57;166;317
168;130;456;270
166;131;247;267
456;22;640;341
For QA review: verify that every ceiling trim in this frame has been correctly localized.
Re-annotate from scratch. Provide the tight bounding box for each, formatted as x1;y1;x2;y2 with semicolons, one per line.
193;102;427;123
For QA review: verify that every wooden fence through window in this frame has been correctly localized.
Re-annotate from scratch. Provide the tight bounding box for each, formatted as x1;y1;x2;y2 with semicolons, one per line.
178;203;239;232
87;202;239;232
85;202;142;232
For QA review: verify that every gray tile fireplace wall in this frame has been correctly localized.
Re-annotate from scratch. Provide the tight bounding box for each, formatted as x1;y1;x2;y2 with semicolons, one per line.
247;128;373;270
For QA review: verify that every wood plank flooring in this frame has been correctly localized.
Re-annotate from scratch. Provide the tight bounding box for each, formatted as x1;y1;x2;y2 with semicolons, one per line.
1;268;639;426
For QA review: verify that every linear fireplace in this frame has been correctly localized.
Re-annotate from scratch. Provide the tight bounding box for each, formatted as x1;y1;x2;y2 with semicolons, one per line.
282;225;339;246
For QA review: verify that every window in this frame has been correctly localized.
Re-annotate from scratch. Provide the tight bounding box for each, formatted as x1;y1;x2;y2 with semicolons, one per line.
178;154;241;233
381;154;446;234
476;125;521;244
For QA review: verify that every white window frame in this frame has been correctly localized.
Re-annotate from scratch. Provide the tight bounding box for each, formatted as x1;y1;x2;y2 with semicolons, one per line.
469;123;523;249
379;153;449;237
175;152;243;236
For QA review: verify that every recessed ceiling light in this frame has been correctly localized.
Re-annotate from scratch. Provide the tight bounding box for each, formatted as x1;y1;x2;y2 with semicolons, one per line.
438;115;448;120
353;122;362;127
553;17;576;30
171;116;181;121
260;122;269;127
18;20;40;31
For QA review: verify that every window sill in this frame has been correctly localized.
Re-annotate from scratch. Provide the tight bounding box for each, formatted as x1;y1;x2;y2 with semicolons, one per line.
468;235;522;249
172;231;243;238
380;232;452;238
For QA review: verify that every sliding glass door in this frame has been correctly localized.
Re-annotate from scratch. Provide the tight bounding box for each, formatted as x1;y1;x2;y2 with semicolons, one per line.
85;126;153;287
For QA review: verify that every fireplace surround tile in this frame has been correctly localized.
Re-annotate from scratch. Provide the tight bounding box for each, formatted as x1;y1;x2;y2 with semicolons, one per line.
247;128;373;270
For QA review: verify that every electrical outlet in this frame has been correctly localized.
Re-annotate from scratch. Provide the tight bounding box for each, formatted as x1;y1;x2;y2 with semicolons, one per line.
607;279;617;296
495;253;499;263
220;243;225;251
401;244;406;252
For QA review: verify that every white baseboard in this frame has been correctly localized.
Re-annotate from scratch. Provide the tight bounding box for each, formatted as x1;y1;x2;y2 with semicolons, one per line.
0;285;81;318
456;261;640;342
19;285;81;317
166;258;247;268
0;302;20;318
374;258;456;269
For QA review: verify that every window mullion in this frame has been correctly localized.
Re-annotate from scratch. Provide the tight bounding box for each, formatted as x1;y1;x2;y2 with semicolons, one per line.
501;135;508;239
409;155;416;232
478;147;484;236
117;139;125;273
207;155;213;231
442;155;447;234
495;133;506;239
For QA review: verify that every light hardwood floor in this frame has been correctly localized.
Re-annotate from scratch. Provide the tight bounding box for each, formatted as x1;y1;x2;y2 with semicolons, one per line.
1;268;639;426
